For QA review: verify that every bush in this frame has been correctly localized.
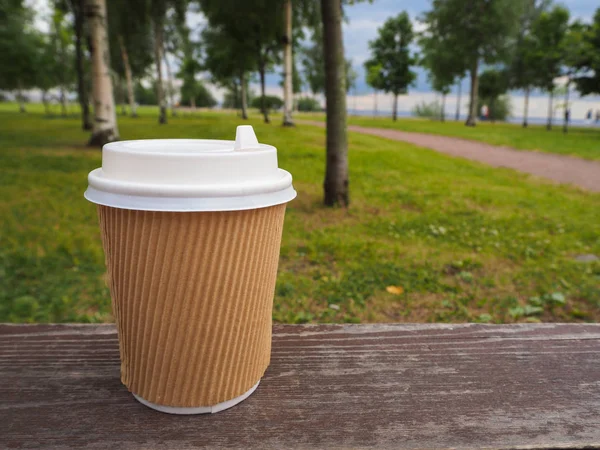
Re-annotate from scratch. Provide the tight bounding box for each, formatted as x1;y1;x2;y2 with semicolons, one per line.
222;86;253;109
478;95;511;121
297;97;322;112
179;79;217;108
251;95;283;111
412;100;443;119
134;81;157;105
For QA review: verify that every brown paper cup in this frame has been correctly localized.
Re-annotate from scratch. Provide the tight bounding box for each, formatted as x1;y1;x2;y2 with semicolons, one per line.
98;204;286;408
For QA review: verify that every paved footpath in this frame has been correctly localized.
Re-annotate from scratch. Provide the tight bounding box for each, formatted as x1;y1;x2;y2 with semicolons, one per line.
301;120;600;193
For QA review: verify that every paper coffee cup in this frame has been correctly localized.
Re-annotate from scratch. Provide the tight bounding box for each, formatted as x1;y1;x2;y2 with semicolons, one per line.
85;126;295;414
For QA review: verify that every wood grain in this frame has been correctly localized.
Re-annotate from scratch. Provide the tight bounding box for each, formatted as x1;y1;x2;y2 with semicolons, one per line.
1;323;600;449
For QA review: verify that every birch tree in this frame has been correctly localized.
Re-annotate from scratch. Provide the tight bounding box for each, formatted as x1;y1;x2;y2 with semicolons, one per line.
85;0;119;146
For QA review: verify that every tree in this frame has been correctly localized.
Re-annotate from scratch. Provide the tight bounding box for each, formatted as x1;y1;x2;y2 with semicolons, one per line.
200;0;284;124
251;95;283;111
85;0;118;146
478;69;508;122
321;0;348;206
37;36;62;114
422;0;523;127
530;5;570;130
50;7;76;116
561;21;588;134
107;0;153;118
134;80;157;105
573;8;600;97
364;12;417;121
419;27;464;122
174;21;204;110
202;24;255;120
57;0;92;129
297;97;321;111
507;0;550;127
454;77;464;121
0;0;42;113
180;78;216;107
301;26;361;97
282;0;294;126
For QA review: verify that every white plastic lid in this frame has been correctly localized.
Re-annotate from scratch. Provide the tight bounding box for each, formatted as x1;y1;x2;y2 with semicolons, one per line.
84;125;296;211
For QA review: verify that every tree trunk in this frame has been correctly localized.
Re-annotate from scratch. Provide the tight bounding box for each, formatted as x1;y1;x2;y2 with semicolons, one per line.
522;87;530;128
441;93;446;122
75;0;92;130
42;91;50;115
321;0;348;207
153;21;167;124
546;90;553;130
85;0;119;146
465;62;478;127
118;35;137;118
282;0;294;126
373;89;377;117
259;64;270;123
191;97;196;109
490;98;496;123
120;78;127;115
455;79;461;121
392;94;398;121
60;87;67;116
562;79;570;134
240;72;248;120
17;83;26;113
163;45;177;117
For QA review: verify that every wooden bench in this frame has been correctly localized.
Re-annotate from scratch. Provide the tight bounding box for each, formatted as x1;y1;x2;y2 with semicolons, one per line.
2;323;599;449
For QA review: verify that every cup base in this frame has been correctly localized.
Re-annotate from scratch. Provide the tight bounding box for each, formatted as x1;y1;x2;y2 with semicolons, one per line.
132;381;260;414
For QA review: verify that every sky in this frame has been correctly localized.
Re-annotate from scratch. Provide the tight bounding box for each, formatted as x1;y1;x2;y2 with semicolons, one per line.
31;0;600;118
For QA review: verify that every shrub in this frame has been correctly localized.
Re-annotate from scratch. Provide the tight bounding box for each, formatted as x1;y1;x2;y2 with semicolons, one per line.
297;97;322;112
251;95;283;111
478;95;511;121
412;100;443;119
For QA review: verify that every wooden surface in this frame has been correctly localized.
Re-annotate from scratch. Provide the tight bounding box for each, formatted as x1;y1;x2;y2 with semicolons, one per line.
1;323;600;449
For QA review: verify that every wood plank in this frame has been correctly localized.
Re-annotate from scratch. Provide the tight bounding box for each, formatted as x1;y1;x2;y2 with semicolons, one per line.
1;323;599;449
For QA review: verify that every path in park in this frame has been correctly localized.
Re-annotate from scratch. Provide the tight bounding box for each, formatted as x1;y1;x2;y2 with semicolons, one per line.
301;120;600;193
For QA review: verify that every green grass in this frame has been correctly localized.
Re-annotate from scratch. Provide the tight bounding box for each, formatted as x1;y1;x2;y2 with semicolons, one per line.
1;105;599;324
299;112;600;160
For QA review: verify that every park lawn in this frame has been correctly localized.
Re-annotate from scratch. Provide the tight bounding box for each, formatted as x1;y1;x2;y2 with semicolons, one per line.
298;112;600;160
1;107;599;325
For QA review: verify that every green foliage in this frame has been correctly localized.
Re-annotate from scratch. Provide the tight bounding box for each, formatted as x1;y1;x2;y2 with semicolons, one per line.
0;0;42;92
419;33;459;96
221;83;253;109
477;69;509;120
200;0;283;120
364;12;417;96
251;95;283;111
412;101;443;119
478;95;512;121
421;0;524;124
1;107;599;323
134;81;157;105
297;97;322;112
300;27;359;95
422;0;524;67
573;8;600;96
530;6;571;91
48;7;76;90
507;0;551;91
179;78;216;107
107;0;154;80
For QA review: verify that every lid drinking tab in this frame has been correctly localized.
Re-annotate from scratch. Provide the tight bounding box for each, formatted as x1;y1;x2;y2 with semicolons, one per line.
234;125;260;151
